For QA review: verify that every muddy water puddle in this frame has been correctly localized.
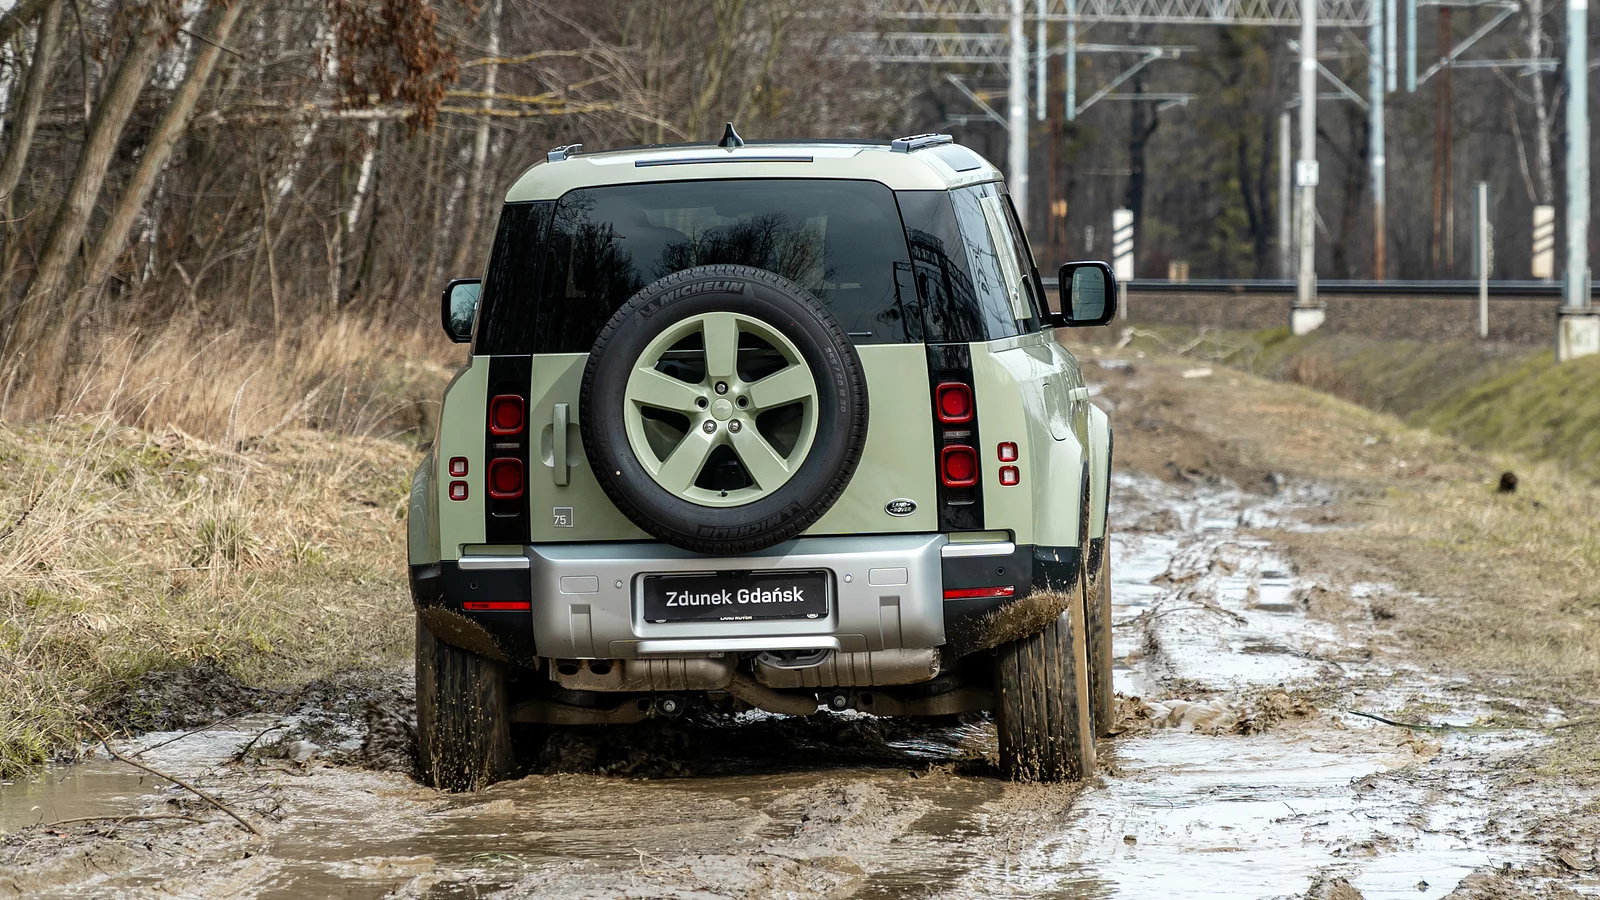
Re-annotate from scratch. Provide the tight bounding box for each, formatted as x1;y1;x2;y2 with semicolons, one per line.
1;473;1547;898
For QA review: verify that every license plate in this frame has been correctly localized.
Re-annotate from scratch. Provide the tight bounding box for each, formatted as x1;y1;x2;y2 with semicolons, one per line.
642;570;830;623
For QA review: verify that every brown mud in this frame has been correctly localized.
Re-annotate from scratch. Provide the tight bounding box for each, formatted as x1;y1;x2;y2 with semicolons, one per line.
3;358;1597;899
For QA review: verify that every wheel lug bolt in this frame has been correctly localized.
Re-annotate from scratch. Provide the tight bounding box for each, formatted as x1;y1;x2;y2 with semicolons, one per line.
715;382;729;395
729;420;742;433
702;420;717;433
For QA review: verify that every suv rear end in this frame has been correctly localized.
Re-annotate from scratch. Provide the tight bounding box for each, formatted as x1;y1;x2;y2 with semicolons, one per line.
409;134;1117;790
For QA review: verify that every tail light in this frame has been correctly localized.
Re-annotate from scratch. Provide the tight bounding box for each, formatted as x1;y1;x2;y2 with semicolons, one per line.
489;394;525;435
487;458;525;499
463;600;532;611
448;481;469;501
941;445;978;487
449;457;469;477
997;442;1018;462
935;382;973;423
944;585;1015;600
999;466;1020;486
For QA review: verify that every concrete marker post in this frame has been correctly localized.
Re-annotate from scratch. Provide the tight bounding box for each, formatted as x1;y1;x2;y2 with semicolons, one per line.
1113;208;1134;320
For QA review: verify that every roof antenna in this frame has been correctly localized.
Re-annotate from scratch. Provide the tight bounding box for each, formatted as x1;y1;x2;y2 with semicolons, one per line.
718;122;744;149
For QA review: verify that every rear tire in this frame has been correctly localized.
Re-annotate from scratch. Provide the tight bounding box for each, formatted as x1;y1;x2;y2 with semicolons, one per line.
415;617;516;791
1086;538;1115;737
993;573;1096;781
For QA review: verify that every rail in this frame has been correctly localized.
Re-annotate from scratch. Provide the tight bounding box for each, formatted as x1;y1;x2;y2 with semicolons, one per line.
1039;278;1581;297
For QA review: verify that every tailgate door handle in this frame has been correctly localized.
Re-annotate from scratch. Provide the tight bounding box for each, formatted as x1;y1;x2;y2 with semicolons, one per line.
553;402;570;486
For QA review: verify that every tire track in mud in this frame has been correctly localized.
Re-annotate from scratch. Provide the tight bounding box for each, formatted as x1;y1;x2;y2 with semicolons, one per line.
0;473;1555;899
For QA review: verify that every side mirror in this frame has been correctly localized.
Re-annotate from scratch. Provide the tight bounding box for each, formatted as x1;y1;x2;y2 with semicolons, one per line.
441;279;481;343
1056;261;1118;327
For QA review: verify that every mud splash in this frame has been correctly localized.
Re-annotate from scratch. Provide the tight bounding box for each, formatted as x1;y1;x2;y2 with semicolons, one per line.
0;471;1565;899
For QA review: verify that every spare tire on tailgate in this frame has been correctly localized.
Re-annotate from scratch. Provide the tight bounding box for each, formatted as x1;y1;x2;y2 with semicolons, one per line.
579;264;868;555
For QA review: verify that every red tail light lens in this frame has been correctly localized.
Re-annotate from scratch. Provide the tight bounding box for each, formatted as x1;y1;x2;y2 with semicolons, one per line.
997;442;1018;462
487;458;524;499
449;456;469;477
448;480;469;501
463;600;532;611
489;395;525;435
999;465;1021;486
940;445;978;487
944;585;1016;600
936;383;974;423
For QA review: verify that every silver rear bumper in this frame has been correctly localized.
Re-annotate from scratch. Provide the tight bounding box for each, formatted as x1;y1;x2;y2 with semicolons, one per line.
521;534;948;659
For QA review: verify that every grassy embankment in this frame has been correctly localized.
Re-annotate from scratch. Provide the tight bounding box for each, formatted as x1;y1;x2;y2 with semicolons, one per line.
0;318;456;776
1121;326;1600;482
1084;335;1600;801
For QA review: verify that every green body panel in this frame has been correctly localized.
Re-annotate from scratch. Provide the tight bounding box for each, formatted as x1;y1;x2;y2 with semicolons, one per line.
518;345;938;543
432;358;489;560
408;450;440;566
526;353;651;543
806;344;937;535
1087;404;1112;540
972;333;1087;549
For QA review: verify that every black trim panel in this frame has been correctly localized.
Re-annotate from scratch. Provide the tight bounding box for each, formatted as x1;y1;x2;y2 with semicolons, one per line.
484;355;532;543
410;561;539;666
924;342;983;532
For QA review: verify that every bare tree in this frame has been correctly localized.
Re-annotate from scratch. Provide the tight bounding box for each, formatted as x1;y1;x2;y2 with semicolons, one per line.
82;0;252;300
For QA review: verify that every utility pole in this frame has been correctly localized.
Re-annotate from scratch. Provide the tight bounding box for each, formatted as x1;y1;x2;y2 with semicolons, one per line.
1009;0;1030;226
1369;1;1386;281
1557;0;1599;359
1279;110;1292;280
1035;0;1047;122
1292;0;1323;334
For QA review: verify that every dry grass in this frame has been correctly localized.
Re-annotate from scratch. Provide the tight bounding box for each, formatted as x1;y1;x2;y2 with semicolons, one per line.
0;318;457;776
0;316;458;443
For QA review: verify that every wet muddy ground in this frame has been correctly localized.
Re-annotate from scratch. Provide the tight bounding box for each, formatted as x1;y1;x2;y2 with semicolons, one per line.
4;393;1597;898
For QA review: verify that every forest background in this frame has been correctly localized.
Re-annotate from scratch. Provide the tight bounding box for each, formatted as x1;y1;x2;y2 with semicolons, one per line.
0;0;1585;433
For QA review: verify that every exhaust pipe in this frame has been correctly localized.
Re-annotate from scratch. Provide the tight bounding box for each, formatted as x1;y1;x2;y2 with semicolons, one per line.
723;673;819;717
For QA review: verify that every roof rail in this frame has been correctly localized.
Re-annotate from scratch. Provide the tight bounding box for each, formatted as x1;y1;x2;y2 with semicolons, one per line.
890;133;954;153
547;143;584;162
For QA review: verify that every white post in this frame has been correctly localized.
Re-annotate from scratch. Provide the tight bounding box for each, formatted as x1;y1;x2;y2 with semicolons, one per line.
1113;208;1134;319
1279;111;1293;279
1008;0;1030;226
1533;205;1556;279
1292;0;1324;334
1557;0;1598;359
1035;0;1047;122
1477;181;1490;339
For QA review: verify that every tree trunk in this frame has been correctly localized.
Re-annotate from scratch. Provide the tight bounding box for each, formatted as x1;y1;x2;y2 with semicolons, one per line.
0;0;62;290
0;0;61;211
82;0;251;300
10;0;170;352
448;0;501;276
0;0;55;50
1528;0;1554;205
1125;69;1160;277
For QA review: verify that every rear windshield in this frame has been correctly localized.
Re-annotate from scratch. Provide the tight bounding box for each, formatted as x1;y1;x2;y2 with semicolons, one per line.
476;179;920;354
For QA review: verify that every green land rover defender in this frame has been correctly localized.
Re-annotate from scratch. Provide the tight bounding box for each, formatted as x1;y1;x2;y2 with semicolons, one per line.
408;131;1118;790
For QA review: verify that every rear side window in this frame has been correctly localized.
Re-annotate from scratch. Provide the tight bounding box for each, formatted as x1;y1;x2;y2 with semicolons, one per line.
482;179;920;354
897;184;1042;342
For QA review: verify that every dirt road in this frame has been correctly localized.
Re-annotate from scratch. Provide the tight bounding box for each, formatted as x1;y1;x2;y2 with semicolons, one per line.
2;357;1592;899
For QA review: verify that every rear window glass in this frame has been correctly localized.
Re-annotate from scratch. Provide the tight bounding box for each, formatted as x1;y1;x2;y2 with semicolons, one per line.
486;179;920;354
897;185;1041;342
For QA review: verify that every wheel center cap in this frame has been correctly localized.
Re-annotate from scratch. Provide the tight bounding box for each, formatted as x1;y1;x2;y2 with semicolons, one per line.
711;398;734;421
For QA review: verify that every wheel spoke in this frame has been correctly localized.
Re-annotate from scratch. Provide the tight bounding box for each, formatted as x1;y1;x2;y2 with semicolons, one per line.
728;425;790;489
655;427;718;495
628;366;703;413
747;363;815;411
701;313;740;380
